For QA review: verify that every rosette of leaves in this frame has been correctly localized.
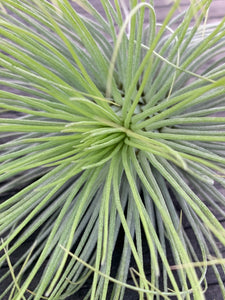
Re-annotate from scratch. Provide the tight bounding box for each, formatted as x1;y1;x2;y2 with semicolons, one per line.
0;0;225;299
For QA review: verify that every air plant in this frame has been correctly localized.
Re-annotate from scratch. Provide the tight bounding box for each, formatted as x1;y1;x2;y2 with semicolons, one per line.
0;0;225;299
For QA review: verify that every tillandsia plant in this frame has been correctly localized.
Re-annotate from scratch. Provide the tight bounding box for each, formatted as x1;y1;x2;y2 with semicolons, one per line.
0;0;225;299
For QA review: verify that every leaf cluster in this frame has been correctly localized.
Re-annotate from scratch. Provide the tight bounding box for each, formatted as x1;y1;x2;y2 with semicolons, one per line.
0;0;225;299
